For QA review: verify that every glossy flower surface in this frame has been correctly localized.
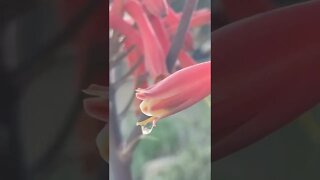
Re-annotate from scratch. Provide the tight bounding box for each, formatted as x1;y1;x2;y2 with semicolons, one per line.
136;61;211;132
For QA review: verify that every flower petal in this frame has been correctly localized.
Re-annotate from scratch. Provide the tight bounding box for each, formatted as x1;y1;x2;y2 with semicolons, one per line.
83;97;108;122
141;0;169;17
212;1;320;160
137;61;211;118
125;0;168;79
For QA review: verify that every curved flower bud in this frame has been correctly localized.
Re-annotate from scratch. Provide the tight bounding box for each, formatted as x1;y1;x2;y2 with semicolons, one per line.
189;8;211;28
125;0;168;79
110;0;125;17
136;61;211;132
149;14;170;54
178;50;197;67
141;0;169;17
213;1;320;160
149;14;196;68
162;8;210;53
109;13;144;51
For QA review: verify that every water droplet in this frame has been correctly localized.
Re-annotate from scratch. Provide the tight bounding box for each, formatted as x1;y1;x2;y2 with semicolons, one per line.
140;120;156;135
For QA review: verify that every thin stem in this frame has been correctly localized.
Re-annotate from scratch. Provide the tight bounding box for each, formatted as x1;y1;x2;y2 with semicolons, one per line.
110;56;143;90
120;114;148;162
120;134;142;161
109;32;122;59
119;90;136;118
109;85;133;180
166;0;199;73
109;88;122;146
110;45;135;68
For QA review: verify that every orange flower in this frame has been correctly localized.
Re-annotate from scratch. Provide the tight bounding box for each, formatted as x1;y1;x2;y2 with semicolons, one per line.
125;0;168;80
141;0;169;17
136;61;211;133
213;0;320;160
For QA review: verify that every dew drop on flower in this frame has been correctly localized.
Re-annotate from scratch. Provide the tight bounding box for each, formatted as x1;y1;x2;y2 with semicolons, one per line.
140;120;156;135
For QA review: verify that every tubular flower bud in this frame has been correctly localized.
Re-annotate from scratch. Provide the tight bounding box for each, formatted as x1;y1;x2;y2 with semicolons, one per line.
141;0;169;17
136;61;211;134
125;0;168;79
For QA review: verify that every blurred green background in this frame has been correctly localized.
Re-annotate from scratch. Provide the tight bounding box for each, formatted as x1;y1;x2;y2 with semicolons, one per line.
117;82;211;180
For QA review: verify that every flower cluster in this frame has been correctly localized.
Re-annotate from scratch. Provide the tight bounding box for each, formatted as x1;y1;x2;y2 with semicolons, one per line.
109;0;211;134
84;0;211;164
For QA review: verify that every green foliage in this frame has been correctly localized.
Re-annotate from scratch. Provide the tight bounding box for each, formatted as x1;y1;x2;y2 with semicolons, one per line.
131;120;180;180
130;99;211;180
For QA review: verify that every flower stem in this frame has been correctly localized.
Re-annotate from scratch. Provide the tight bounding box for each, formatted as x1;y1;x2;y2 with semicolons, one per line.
166;0;199;73
109;87;133;180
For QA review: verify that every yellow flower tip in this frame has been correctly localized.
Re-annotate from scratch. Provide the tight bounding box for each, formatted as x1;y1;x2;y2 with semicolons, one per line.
135;88;144;92
139;100;153;116
139;99;171;117
136;116;158;126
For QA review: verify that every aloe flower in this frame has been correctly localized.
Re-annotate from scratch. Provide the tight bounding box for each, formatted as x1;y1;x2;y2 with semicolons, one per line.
110;0;211;81
213;1;320;160
109;14;144;51
149;14;170;53
141;0;169;17
109;0;125;18
108;0;211;178
167;8;211;32
109;13;147;84
149;13;197;68
146;5;210;69
189;9;211;28
164;7;195;51
136;61;211;133
125;0;168;80
110;0;210;118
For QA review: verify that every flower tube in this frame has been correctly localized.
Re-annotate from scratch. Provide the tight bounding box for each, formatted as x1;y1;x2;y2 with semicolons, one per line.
136;61;211;134
141;0;169;17
212;1;320;160
125;0;168;80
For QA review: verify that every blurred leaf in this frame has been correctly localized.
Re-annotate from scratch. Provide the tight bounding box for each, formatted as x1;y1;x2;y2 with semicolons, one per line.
131;99;211;180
